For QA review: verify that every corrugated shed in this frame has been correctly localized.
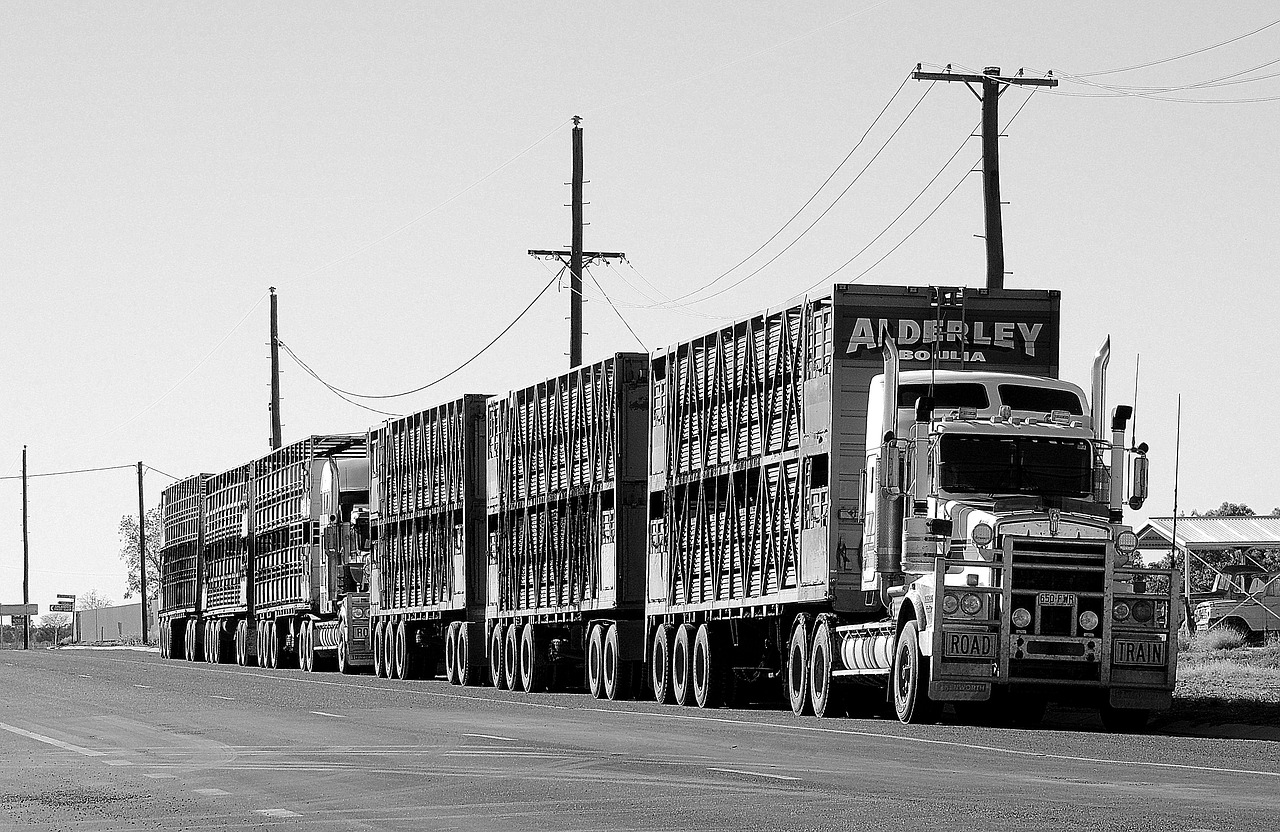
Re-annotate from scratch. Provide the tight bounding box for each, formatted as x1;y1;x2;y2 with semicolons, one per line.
1137;516;1280;551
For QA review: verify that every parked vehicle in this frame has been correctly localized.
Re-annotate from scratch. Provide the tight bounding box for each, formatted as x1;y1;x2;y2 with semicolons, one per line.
160;283;1177;731
1195;565;1280;641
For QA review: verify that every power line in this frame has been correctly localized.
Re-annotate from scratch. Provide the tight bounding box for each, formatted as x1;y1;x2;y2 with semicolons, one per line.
277;342;404;418
1075;15;1280;78
143;465;181;481
585;266;648;352
280;269;562;402
0;464;135;481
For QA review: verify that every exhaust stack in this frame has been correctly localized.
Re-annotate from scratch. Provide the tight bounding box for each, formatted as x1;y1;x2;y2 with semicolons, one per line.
875;335;904;594
1091;337;1110;440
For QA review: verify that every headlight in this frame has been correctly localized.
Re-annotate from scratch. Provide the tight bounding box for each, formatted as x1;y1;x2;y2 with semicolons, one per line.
1012;607;1032;629
961;593;983;616
942;594;960;614
1079;611;1099;631
972;523;994;547
1113;601;1131;622
1115;530;1138;555
1132;600;1154;623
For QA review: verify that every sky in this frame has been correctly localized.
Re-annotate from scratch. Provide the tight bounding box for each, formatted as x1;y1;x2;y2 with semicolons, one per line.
2;3;1278;619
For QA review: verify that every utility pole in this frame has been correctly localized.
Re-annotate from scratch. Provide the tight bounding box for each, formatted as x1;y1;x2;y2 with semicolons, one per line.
137;461;149;645
529;116;625;368
911;65;1057;290
21;446;29;650
269;287;282;449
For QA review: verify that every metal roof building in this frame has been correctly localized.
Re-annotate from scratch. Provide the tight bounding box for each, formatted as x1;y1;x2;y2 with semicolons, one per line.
1137;516;1280;553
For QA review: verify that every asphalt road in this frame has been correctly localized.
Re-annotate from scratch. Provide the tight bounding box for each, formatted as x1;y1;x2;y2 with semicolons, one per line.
0;648;1277;831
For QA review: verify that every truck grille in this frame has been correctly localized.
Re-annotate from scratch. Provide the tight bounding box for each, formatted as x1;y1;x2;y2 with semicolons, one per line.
1006;537;1106;682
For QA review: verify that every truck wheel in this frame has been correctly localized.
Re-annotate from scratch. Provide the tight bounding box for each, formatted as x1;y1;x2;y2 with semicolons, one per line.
692;623;726;709
444;622;460;685
372;620;386;678
269;622;283;670
1100;703;1149;733
671;623;696;706
602;623;631;701
504;622;521;691
457;623;473;686
651;623;675;704
303;622;317;672
892;620;940;725
787;613;813;716
384;619;400;680
394;621;411;681
234;620;246;667
586;624;605;699
489;623;507;689
337;631;352;675
520;622;546;693
203;622;213;663
809;616;841;718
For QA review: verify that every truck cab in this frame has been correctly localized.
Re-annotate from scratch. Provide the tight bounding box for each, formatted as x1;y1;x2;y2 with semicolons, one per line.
318;457;374;671
860;339;1176;730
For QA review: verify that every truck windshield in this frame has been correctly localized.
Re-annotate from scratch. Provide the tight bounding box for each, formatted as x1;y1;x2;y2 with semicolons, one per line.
938;434;1093;498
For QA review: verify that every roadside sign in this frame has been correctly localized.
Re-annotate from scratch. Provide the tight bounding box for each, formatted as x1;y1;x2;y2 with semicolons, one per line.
49;603;74;613
57;594;75;601
0;604;38;616
10;615;27;626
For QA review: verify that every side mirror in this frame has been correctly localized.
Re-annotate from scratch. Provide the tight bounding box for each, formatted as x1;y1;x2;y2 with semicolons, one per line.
879;442;903;497
1129;455;1149;510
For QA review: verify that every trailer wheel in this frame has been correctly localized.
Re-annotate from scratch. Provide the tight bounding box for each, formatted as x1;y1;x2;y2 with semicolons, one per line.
186;621;197;662
301;622;314;672
456;623;473;686
787;613;813;716
393;621;409;680
444;622;460;685
671;623;696;706
504;621;521;692
651;623;675;705
892;620;939;725
809;616;841;718
1100;703;1149;733
602;624;631;701
584;624;604;699
696;622;727;706
233;620;245;666
519;622;546;693
489;623;507;689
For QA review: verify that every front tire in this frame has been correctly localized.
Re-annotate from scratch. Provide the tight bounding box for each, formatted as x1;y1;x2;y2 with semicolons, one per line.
892;620;940;725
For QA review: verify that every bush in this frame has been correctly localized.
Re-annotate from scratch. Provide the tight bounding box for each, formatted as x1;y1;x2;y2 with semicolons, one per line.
1195;626;1248;652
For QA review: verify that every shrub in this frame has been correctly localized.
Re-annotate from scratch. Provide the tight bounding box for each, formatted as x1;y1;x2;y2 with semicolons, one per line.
1196;626;1247;652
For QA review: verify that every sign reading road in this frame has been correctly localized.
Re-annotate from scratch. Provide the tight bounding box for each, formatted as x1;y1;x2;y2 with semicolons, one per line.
0;604;38;616
49;603;74;613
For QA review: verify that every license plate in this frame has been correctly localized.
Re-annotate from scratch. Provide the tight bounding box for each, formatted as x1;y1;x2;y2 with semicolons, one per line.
1038;592;1077;607
1112;639;1165;665
943;631;996;659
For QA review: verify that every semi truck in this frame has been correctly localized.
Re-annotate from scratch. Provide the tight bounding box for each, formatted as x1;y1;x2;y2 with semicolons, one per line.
160;283;1177;731
158;435;371;671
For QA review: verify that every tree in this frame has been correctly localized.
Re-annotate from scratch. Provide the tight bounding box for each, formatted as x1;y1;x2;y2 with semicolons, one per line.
37;613;70;646
77;589;113;610
118;507;161;600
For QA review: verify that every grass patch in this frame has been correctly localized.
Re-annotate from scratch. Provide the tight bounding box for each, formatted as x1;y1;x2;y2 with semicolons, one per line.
1159;636;1280;727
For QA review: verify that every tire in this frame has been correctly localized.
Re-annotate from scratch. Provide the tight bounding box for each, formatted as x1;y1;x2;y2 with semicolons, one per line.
787;613;813;716
445;621;460;685
490;623;508;689
384;619;399;680
456;623;473;686
394;621;411;681
203;621;213;663
234;620;246;667
651;623;675;705
519;622;545;693
504;621;521;692
586;624;605;699
337;630;353;674
268;621;282;670
671;623;696;706
372;620;386;678
304;622;317;672
692;623;727;709
809;616;841;718
602;623;630;701
1100;703;1149;733
893;620;940;725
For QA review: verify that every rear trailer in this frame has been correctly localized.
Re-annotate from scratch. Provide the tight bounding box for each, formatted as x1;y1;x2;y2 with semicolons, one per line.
368;395;490;683
644;284;1062;712
485;353;650;699
193;464;251;665
158;474;209;659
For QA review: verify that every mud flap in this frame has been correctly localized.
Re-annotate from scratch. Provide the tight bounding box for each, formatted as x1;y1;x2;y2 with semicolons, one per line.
928;680;992;701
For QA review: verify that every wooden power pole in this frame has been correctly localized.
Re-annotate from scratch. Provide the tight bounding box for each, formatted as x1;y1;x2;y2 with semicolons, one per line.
137;461;149;645
911;65;1057;290
269;287;282;449
529;116;625;368
21;446;29;650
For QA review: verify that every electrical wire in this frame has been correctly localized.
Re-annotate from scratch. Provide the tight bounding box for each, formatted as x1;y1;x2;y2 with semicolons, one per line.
651;71;916;308
277;342;404;418
1075;15;1280;78
584;266;648;352
279;269;561;401
0;464;136;481
143;465;181;481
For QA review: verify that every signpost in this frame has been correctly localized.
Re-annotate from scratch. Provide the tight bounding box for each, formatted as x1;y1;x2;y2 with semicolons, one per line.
1;605;37;647
56;594;76;644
